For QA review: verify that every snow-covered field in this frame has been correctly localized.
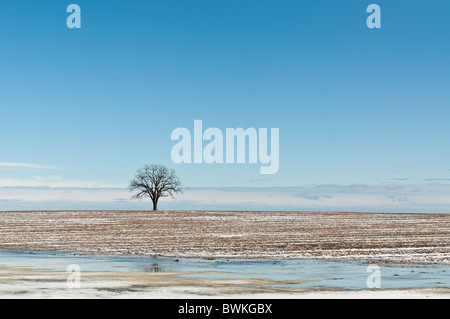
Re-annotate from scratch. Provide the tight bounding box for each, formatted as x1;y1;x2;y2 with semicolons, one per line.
0;211;449;264
0;210;449;299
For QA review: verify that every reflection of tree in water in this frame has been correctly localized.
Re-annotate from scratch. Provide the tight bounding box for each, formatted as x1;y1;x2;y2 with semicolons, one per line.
138;263;165;273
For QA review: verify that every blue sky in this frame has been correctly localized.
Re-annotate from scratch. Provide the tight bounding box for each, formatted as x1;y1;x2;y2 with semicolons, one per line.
0;1;449;211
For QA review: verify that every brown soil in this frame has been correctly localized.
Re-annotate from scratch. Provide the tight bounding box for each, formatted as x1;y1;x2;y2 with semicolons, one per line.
0;211;449;263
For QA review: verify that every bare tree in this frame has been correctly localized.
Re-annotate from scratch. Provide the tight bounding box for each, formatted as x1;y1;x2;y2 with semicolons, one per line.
129;164;182;211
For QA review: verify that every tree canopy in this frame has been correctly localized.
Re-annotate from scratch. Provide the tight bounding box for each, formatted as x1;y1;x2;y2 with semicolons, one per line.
129;164;182;211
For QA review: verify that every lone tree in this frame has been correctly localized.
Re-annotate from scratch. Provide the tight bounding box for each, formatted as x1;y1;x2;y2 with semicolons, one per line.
129;164;182;211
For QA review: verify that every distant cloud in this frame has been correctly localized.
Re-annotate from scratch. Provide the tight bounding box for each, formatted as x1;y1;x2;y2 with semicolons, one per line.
424;178;450;182
295;193;332;201
244;179;269;183
387;195;408;203
0;162;59;170
0;176;120;188
1;183;450;213
0;198;22;202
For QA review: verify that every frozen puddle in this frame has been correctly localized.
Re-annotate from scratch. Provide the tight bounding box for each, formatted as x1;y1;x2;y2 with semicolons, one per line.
0;250;449;291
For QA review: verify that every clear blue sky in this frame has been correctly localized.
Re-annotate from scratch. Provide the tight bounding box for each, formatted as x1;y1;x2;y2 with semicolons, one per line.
1;0;449;191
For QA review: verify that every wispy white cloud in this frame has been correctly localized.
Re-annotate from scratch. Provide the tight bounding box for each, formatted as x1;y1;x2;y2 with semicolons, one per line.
424;178;450;182
0;162;60;170
0;176;120;188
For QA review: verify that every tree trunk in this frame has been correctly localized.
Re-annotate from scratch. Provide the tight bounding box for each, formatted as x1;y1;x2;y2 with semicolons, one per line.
152;200;158;211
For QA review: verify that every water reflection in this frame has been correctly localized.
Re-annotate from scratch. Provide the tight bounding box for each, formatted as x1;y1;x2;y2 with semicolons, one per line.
0;251;449;290
138;263;166;273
